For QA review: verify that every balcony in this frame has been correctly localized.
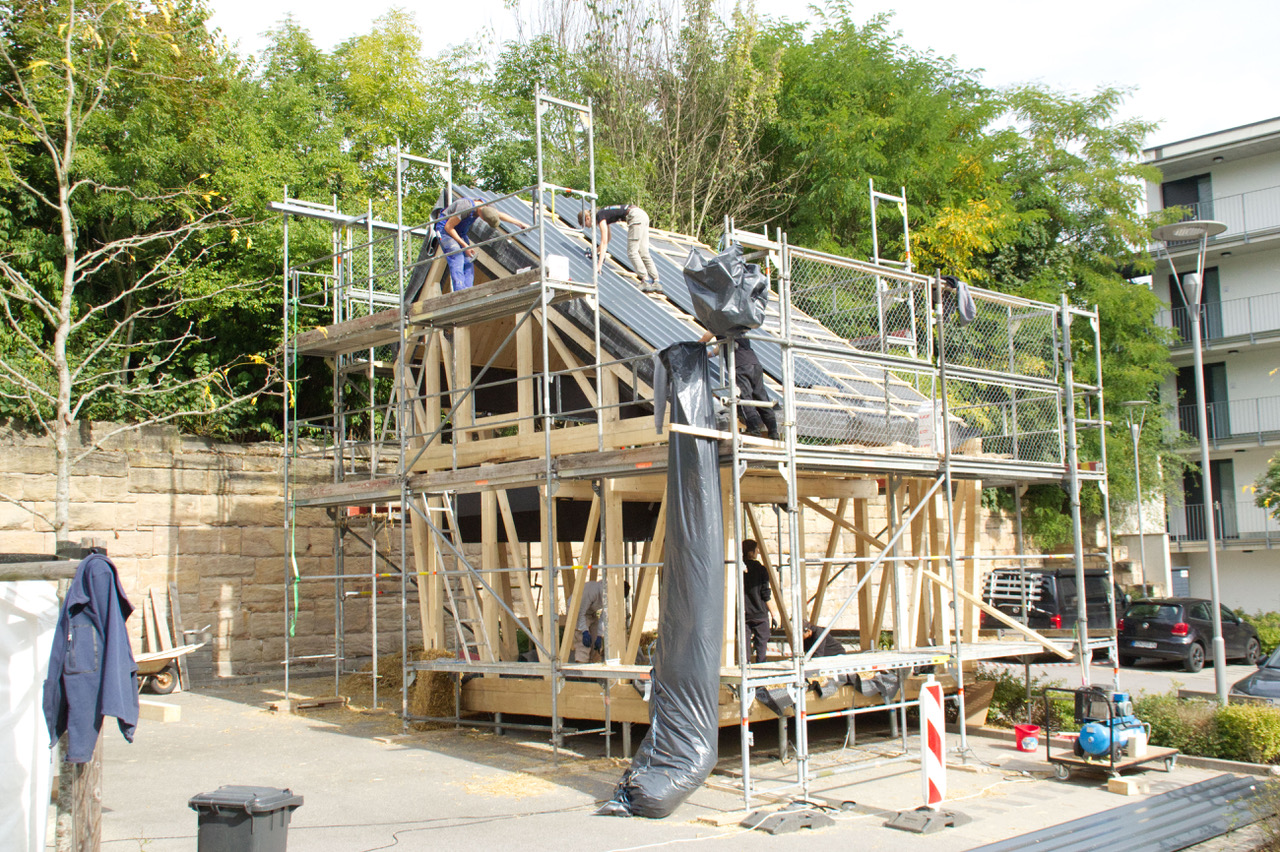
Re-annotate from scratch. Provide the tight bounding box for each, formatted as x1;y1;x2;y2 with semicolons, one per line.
1168;184;1280;246
1169;501;1280;550
1174;395;1280;448
1160;293;1280;348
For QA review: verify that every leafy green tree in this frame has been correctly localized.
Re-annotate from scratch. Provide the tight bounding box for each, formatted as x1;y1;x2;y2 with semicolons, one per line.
0;0;276;539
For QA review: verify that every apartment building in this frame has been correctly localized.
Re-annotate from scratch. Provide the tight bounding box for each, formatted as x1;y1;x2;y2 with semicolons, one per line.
1144;116;1280;611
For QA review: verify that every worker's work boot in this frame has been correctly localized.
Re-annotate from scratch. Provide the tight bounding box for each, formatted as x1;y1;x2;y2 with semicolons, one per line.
641;278;662;294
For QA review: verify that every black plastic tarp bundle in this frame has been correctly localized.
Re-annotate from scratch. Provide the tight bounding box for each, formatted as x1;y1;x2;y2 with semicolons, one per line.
598;342;724;819
682;244;768;336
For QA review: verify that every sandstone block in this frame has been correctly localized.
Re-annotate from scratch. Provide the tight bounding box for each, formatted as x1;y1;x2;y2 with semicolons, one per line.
73;451;129;478
177;527;241;556
242;529;284;558
130;467;212;495
5;448;55;475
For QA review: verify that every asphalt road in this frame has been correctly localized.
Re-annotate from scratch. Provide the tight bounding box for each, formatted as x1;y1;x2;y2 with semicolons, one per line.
982;656;1267;699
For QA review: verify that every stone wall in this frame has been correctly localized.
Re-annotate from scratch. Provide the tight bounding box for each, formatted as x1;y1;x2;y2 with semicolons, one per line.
0;422;410;675
1;420;1040;676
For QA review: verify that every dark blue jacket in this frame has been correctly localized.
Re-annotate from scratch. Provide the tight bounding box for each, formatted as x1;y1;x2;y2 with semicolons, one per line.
42;552;139;762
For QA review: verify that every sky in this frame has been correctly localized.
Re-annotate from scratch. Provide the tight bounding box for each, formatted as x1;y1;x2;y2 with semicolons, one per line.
206;0;1278;148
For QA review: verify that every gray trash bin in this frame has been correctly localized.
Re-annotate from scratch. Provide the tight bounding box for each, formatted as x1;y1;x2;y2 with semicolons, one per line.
189;786;304;852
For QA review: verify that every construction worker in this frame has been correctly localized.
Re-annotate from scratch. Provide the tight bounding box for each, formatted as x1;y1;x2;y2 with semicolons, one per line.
436;198;529;291
573;580;605;663
699;330;779;440
803;621;847;658
742;539;774;663
579;205;661;293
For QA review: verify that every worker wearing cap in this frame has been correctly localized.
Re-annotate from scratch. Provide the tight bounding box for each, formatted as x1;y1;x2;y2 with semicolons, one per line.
579;204;661;293
436;198;529;291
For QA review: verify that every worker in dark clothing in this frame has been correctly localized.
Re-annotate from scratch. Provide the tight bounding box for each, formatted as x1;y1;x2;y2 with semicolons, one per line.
803;621;846;658
742;539;773;663
700;330;778;440
43;551;139;762
579;204;661;293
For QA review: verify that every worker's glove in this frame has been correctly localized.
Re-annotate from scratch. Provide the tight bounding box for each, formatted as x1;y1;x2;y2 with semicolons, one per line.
582;630;592;648
593;635;603;651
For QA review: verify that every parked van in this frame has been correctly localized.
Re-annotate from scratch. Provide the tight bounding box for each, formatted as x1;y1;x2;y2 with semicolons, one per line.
980;566;1125;630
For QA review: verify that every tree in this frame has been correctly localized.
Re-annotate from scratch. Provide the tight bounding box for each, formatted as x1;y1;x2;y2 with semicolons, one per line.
0;0;276;541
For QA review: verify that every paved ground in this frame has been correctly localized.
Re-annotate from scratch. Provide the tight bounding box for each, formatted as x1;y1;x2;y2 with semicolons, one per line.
96;677;1268;852
984;656;1264;698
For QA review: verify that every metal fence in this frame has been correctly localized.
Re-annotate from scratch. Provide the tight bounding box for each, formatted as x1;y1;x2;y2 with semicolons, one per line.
1161;291;1280;345
1175;395;1280;444
783;247;1067;463
1171;184;1280;244
1169;500;1280;548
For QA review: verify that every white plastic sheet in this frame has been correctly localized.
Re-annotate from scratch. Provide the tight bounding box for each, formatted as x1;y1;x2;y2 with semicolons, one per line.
1;581;60;852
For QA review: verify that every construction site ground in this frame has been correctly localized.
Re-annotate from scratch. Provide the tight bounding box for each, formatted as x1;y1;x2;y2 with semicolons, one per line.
101;678;1273;852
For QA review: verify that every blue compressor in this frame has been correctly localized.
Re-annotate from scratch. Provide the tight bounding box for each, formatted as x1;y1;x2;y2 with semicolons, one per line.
1072;687;1146;761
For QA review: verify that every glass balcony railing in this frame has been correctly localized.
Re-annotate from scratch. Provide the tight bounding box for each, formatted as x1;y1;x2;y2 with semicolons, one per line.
1168;501;1280;548
1174;395;1280;446
1160;292;1280;346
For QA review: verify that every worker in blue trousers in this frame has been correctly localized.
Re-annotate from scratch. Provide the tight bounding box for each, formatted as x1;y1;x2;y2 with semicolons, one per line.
436;197;529;291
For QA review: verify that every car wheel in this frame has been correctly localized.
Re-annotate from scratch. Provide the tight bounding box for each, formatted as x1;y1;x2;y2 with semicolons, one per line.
1245;638;1263;666
1184;643;1205;673
1118;654;1137;667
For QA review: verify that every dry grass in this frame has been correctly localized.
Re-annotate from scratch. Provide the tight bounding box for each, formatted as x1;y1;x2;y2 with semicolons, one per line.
337;648;458;727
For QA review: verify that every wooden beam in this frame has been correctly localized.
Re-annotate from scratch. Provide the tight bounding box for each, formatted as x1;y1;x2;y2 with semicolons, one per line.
497;489;542;656
922;564;1071;659
624;497;666;666
809;498;847;623
801;497;887;552
603;479;626;659
854;498;874;650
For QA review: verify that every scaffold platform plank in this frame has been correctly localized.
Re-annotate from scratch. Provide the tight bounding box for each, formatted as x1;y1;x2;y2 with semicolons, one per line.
291;477;401;508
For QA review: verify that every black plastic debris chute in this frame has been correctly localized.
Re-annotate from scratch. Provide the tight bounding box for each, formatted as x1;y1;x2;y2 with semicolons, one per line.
598;341;724;819
682;244;769;337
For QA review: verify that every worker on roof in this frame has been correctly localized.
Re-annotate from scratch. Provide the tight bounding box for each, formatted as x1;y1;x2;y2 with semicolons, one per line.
579;204;661;294
435;197;529;291
698;329;779;441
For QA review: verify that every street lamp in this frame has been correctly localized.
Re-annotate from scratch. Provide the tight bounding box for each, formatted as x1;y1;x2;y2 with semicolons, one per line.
1151;219;1229;705
1120;400;1152;594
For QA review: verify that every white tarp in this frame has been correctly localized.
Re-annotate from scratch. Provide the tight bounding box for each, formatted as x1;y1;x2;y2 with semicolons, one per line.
1;581;60;852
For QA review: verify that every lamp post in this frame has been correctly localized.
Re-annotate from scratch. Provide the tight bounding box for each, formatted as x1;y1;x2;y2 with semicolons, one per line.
1120;400;1151;594
1152;219;1229;705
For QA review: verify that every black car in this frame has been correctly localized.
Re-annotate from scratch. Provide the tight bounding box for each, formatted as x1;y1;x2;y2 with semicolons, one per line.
1118;597;1262;672
980;567;1124;631
1231;647;1280;704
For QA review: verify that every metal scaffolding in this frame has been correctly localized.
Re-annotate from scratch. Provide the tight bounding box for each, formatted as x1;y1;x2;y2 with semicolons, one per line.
275;93;1118;811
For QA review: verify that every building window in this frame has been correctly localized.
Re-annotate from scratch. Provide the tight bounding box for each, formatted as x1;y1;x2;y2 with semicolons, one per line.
1162;173;1214;220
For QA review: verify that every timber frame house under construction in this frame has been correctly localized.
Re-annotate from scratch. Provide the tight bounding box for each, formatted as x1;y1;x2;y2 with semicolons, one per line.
272;91;1119;807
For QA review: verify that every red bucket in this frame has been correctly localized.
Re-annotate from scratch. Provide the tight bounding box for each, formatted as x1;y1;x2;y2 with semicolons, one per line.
1014;724;1041;752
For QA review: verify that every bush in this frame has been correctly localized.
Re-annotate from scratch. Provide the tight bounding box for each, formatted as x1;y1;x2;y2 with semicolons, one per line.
1243;611;1280;655
1133;692;1219;756
976;665;1070;730
1216;705;1280;764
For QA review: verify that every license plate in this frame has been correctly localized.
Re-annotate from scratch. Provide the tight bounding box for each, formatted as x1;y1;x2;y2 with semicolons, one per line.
1133;641;1157;649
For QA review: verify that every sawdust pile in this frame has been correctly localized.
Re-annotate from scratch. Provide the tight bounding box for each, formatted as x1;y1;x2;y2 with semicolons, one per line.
458;772;556;799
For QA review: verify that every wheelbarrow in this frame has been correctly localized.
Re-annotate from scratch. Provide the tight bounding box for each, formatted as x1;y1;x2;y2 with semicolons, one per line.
135;643;204;694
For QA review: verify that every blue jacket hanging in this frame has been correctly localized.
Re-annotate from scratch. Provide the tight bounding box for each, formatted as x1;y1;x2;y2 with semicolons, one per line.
42;552;139;763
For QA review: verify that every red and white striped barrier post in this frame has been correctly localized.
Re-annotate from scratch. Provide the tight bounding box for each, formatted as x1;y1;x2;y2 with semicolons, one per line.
920;674;945;807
